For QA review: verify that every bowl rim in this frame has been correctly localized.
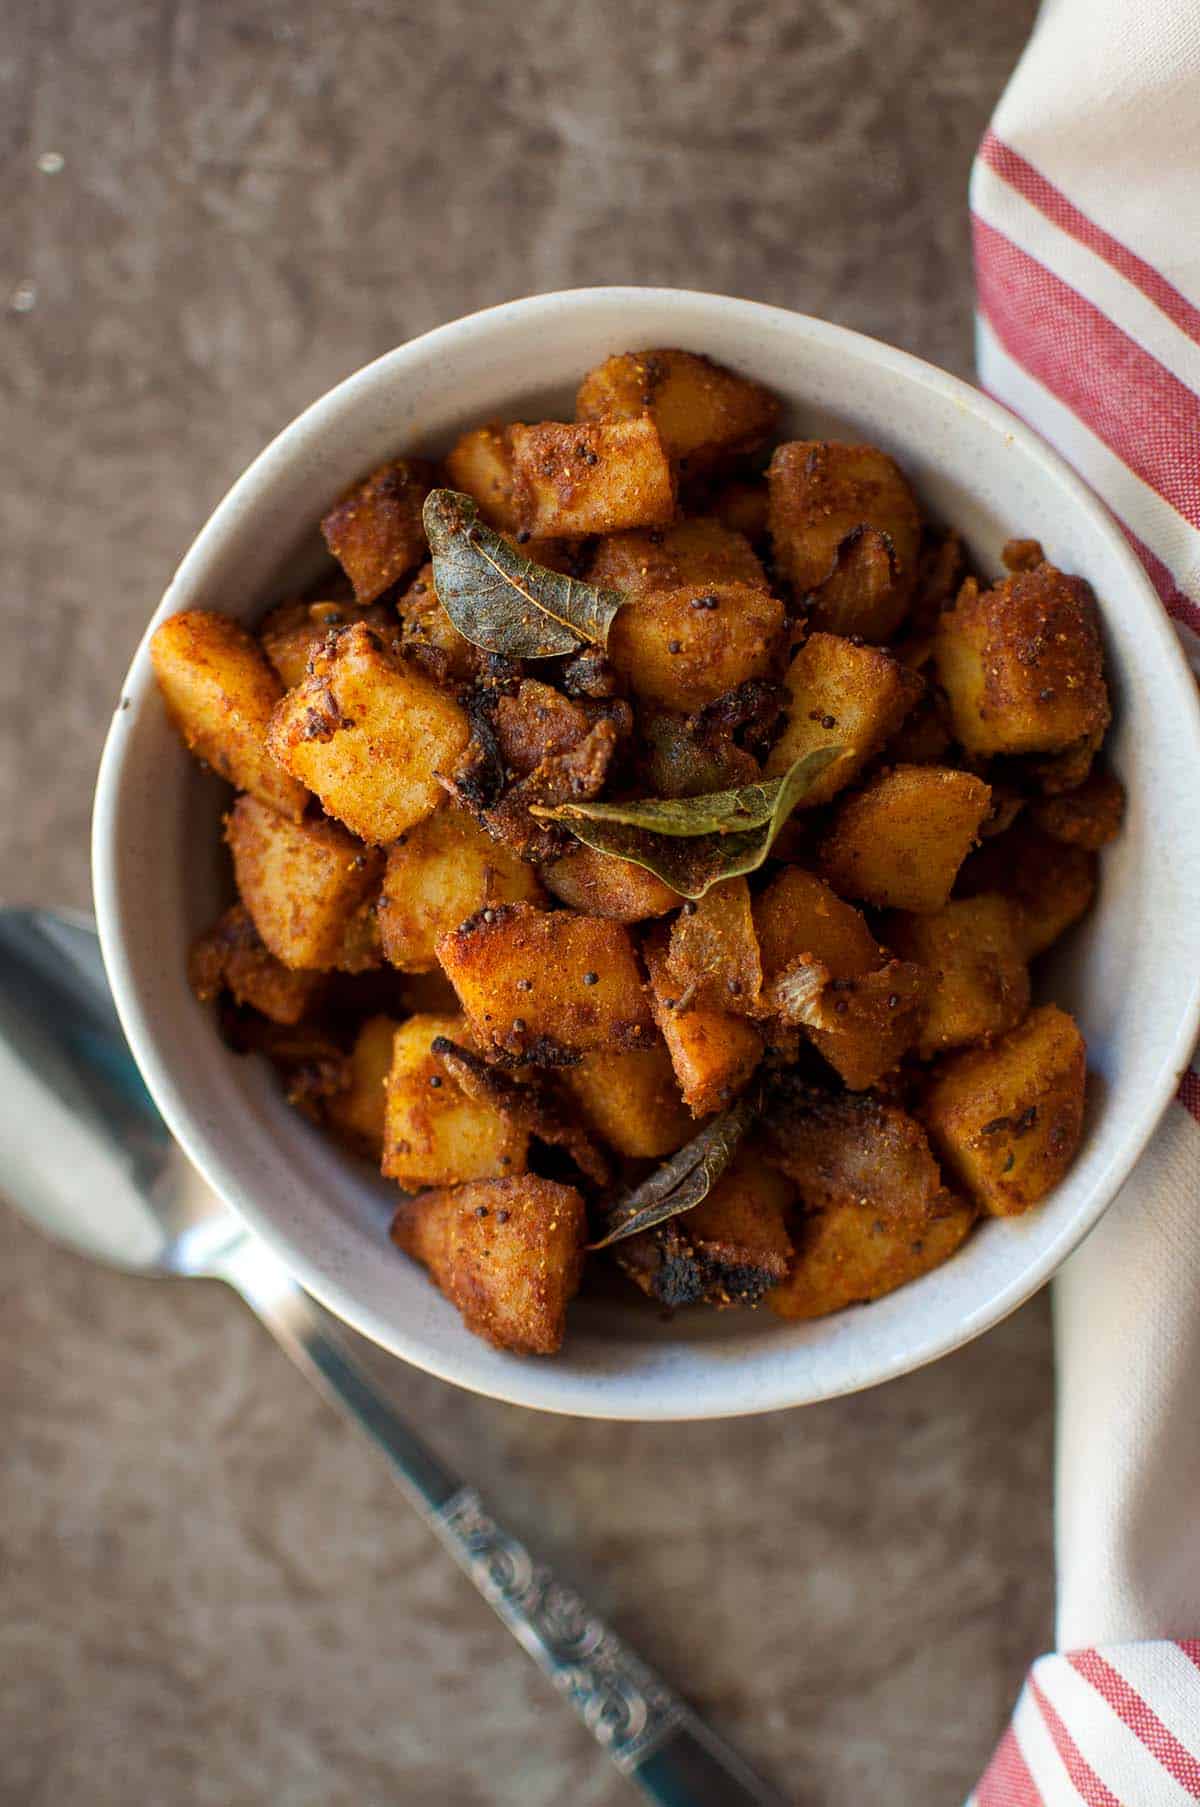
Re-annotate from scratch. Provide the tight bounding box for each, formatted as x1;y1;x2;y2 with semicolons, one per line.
92;285;1200;1418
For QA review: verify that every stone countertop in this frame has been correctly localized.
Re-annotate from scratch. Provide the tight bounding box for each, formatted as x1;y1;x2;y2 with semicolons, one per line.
1;2;1047;1801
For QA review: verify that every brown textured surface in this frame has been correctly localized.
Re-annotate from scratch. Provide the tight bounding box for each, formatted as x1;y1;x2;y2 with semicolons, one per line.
0;2;1047;1801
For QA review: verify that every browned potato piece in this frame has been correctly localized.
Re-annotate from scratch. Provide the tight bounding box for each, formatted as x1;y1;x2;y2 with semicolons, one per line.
334;892;384;973
644;938;761;1115
818;765;992;912
754;866;882;982
496;681;592;776
763;633;923;800
226;794;383;969
956;822;1097;959
150;611;309;821
381;1013;528;1189
922;1003;1086;1216
712;481;769;544
1030;770;1125;850
326;1014;399;1159
884;693;953;766
608;581;784;712
437;902;653;1061
768;442;921;640
640;709;761;799
934;565;1110;757
764;1082;952;1225
259;599;393;691
378;807;544;973
392;1176;585;1354
664;878;762;1013
320;458;435;603
562;1043;693;1158
268;623;470;843
588;517;766;599
188;904;327;1024
885;896;1030;1058
576;349;778;471
618;1147;795;1308
810;966;930;1091
768;1195;976;1319
397;562;479;685
444;422;519;530
509;418;676;538
541;844;681;921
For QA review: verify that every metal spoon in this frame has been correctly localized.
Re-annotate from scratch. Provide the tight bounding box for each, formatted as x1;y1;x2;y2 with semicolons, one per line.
0;907;788;1807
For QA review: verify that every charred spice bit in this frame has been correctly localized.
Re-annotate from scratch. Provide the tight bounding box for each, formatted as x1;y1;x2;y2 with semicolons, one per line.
475;1205;489;1218
512;1017;527;1033
682;901;697;916
667;640;683;654
887;994;900;1009
516;977;533;991
427;1074;443;1088
582;971;599;986
515;529;531;543
496;1209;510;1224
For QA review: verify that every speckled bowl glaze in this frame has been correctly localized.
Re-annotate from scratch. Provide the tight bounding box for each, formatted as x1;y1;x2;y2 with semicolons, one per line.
93;288;1200;1419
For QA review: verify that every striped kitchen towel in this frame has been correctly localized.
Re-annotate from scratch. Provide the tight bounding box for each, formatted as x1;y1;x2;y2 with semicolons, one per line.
968;1;1200;1801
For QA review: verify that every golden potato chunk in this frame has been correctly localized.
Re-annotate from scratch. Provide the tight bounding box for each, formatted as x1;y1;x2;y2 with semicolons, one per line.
150;610;308;821
259;598;394;691
608;581;784;712
768;442;921;640
588;517;766;600
562;1043;693;1158
437;902;653;1061
818;765;992;912
768;1196;976;1319
885;895;1030;1058
326;1014;399;1160
763;633;923;800
188;904;327;1024
397;562;479;686
644;937;761;1115
268;622;470;843
663;878;762;1014
576;349;779;471
320;458;435;603
711;480;769;544
922;1003;1086;1216
226;794;383;969
541;844;681;921
617;1147;795;1308
381;1014;528;1190
444;422;519;531
955;821;1097;959
754;866;881;983
392;1176;585;1354
934;564;1110;757
1030;770;1125;850
509;417;676;538
764;1081;952;1225
378;807;543;973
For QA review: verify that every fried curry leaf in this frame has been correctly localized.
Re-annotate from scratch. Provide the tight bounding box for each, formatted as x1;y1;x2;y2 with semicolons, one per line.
531;745;843;899
423;488;624;658
589;1093;756;1250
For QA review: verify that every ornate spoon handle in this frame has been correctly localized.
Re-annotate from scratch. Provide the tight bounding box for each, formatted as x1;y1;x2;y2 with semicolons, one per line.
221;1236;789;1805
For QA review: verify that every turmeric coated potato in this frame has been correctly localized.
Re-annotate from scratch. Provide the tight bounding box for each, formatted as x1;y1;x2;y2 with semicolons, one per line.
768;1195;976;1320
321;458;436;603
268;622;470;843
607;580;785;712
644;936;762;1116
381;1013;528;1190
588;517;766;600
151;610;309;821
576;349;778;472
259;598;394;691
509;417;676;538
326;1014;399;1161
1030;770;1125;850
922;1003;1086;1217
444;422;520;531
541;843;681;921
763;633;924;800
188;904;327;1025
955;821;1097;959
764;1080;954;1226
397;562;480;686
226;794;383;970
562;1042;694;1159
392;1175;585;1354
885;895;1030;1058
378;807;543;973
818;765;992;912
663;878;762;1014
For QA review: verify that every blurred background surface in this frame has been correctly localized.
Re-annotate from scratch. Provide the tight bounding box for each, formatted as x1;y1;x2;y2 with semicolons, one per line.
1;2;1046;1801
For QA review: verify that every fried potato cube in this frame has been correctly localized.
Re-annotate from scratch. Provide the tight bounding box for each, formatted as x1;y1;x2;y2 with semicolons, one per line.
922;1003;1086;1216
576;349;779;471
608;580;784;712
259;598;395;691
509;417;676;538
333;890;384;973
268;623;470;843
392;1176;585;1354
444;422;520;531
765;1082;953;1226
644;937;761;1115
818;765;992;912
763;633;923;800
541;844;681;921
754;866;882;982
437;902;653;1061
956;821;1097;959
588;517;766;600
885;896;1030;1058
811;965;930;1091
150;610;309;820
562;1043;693;1158
326;1014;399;1160
397;562;479;686
378;807;544;973
188;904;327;1024
767;442;921;640
768;1195;976;1319
1030;770;1125;850
640;707;761;799
226;794;383;969
712;480;769;544
933;564;1110;757
320;458;435;603
496;681;593;776
381;1013;528;1189
664;878;762;1013
617;1147;795;1308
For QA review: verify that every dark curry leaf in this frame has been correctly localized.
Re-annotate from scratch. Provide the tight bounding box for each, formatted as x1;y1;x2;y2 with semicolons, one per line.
423;488;624;658
589;1093;756;1250
531;745;843;899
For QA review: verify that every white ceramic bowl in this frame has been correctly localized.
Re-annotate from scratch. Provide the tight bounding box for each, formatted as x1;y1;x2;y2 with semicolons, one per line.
93;287;1200;1419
